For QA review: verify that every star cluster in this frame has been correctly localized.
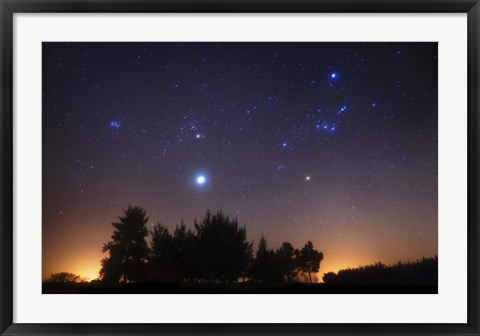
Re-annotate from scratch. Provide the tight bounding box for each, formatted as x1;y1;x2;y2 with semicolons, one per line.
42;42;438;280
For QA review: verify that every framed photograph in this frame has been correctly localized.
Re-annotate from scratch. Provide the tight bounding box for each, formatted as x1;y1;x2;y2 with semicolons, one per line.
1;0;478;335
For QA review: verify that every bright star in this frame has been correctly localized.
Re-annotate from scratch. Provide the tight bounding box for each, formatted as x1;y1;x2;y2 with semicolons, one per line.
282;142;288;148
109;121;121;129
195;134;202;139
337;105;348;114
196;175;206;185
330;73;337;79
305;176;311;181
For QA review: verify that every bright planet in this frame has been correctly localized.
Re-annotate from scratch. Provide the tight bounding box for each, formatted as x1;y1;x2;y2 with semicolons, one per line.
196;175;206;185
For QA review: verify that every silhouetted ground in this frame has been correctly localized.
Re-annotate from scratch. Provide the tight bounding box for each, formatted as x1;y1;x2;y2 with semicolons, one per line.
44;258;438;294
322;257;438;289
42;281;437;294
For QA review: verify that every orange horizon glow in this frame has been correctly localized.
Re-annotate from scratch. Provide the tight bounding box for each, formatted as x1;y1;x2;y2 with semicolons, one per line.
43;253;437;283
43;215;437;282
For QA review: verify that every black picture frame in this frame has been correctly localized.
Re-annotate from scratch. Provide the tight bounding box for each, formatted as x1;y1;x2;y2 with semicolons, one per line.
1;0;479;335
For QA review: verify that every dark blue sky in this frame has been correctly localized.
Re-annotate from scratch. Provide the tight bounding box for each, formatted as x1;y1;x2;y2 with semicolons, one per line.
42;42;437;280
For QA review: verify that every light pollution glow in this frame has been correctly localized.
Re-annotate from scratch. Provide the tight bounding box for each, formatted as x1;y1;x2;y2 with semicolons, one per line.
42;211;437;282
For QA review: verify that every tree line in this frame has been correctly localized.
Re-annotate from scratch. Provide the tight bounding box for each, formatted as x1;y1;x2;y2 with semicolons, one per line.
322;256;438;286
98;205;323;285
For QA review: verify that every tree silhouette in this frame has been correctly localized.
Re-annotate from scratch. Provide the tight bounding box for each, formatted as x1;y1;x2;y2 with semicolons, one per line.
298;241;323;283
194;211;253;283
149;223;175;281
149;221;196;282
250;234;266;282
100;205;150;283
275;242;298;283
46;272;86;283
172;222;196;283
94;206;330;287
100;244;123;283
250;234;281;283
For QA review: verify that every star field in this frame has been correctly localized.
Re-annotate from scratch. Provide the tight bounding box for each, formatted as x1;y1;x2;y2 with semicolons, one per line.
42;42;438;280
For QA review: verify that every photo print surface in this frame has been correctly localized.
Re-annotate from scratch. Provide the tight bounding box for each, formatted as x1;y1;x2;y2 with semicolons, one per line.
42;42;438;294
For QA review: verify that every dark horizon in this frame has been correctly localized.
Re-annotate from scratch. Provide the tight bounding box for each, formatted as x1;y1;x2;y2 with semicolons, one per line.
42;42;438;282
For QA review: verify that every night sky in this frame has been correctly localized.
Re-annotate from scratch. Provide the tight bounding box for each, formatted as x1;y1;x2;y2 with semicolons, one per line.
42;42;438;281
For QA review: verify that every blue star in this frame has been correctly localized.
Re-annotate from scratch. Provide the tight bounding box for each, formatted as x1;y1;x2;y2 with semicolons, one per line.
371;102;377;108
109;121;121;129
281;142;288;148
337;105;348;114
330;72;337;79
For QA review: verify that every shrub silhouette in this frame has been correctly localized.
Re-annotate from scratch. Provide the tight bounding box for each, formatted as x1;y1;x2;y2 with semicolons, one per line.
46;272;86;283
100;205;150;283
